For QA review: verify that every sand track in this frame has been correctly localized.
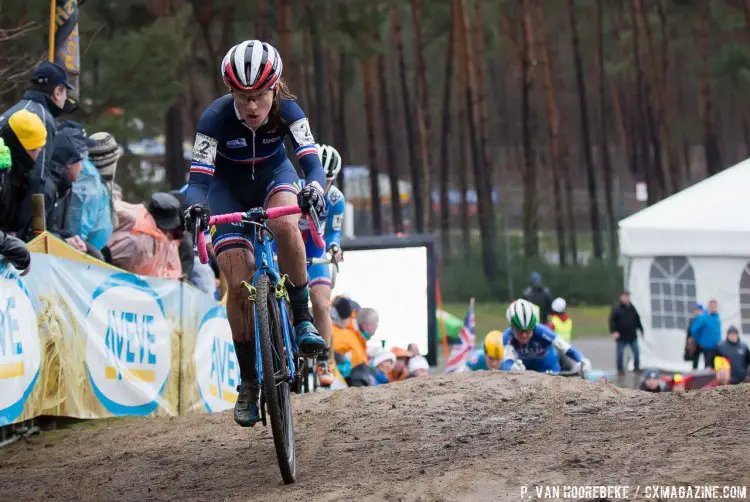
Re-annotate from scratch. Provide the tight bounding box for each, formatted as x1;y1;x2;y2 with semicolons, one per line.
2;372;749;501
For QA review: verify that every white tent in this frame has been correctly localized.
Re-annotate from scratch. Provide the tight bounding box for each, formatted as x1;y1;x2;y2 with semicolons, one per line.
618;159;750;372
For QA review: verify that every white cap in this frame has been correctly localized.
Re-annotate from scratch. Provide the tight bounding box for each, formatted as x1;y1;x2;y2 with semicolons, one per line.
373;350;396;368
408;355;430;374
552;297;566;313
366;340;382;359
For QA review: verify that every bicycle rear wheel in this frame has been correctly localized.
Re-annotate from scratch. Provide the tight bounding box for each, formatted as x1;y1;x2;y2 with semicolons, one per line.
256;274;296;484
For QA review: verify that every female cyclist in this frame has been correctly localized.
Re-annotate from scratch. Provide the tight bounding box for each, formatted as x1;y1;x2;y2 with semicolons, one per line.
185;40;327;427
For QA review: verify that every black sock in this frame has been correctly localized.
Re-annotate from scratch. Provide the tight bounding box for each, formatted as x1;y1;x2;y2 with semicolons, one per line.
234;341;255;385
287;282;313;324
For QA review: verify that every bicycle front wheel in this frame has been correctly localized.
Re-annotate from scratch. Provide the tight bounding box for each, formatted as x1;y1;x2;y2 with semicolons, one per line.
256;274;296;484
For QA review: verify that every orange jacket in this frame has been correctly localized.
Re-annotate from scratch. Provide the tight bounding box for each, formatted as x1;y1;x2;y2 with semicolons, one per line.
332;316;367;367
107;201;181;279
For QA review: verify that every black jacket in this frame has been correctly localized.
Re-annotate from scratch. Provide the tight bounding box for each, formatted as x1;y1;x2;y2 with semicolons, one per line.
609;302;644;342
0;91;63;239
0;231;30;272
521;285;553;323
716;339;750;384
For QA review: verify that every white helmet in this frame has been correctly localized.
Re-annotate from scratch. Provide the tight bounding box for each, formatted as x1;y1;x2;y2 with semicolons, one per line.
221;40;283;92
506;299;538;331
317;143;342;180
552;297;566;313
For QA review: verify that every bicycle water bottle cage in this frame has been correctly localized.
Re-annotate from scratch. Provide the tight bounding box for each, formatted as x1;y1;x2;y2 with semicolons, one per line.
242;281;257;301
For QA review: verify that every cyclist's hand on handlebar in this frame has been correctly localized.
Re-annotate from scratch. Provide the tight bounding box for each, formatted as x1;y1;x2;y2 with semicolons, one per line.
327;243;343;262
185;204;211;232
580;358;592;373
298;182;326;221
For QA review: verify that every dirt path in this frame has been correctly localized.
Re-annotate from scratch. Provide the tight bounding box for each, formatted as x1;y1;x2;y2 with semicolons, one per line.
2;372;749;501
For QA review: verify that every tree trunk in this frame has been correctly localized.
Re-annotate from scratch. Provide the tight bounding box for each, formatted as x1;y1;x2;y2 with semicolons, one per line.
699;0;722;175
378;53;404;233
458;101;472;252
392;1;424;233
456;0;497;282
307;2;330;143
597;0;617;262
255;0;270;42
336;52;350;189
278;0;296;89
439;2;456;258
533;0;566;266
363;58;383;235
410;0;432;231
165;98;186;189
628;0;656;203
655;0;680;191
568;0;603;261
301;26;315;118
520;0;539;259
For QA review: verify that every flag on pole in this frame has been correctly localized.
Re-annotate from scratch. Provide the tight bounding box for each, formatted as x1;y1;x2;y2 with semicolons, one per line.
444;298;475;373
49;0;81;103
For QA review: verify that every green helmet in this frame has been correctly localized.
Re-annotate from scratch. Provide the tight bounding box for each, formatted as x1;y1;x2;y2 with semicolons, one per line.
506;299;538;331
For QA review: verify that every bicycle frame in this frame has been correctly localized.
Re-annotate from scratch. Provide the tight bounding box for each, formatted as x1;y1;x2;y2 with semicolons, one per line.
250;226;297;386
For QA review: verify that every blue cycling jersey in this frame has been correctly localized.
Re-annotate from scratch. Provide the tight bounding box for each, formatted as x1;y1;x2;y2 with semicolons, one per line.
500;324;584;373
466;349;489;371
185;95;325;207
301;184;345;248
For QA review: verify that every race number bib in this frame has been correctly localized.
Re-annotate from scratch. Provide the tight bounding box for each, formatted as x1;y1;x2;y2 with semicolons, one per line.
192;133;218;165
289;119;315;146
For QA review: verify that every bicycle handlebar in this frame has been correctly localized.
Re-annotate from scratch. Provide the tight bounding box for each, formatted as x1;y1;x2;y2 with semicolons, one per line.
196;205;325;264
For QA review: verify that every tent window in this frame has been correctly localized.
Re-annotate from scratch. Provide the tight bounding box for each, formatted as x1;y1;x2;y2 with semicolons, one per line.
649;257;696;330
739;263;750;333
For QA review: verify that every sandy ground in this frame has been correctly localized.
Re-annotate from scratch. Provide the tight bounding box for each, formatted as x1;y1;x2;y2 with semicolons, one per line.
2;371;749;502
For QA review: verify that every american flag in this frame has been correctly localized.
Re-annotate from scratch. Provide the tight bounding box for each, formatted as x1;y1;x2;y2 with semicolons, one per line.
444;298;475;373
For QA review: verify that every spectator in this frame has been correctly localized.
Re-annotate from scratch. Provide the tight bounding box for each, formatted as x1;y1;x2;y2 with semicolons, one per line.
60;124;113;253
684;303;704;369
42;124;94;253
703;356;732;389
389;347;410;382
0;232;31;276
87;131;123;200
408;355;430;378
521;271;553;324
0;110;47;234
0;63;75;238
407;343;420;358
106;192;183;279
715;326;750;384
547;297;572;341
332;307;378;369
609;290;644;375
372;350;396;385
639;369;666;393
690;299;721;369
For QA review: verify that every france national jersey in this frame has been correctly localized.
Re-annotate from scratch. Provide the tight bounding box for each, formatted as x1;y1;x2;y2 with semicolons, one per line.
500;324;584;373
185;95;326;255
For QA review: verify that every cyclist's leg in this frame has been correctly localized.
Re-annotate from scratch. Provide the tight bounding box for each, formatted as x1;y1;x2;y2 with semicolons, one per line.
263;163;325;354
310;281;335;386
209;181;259;426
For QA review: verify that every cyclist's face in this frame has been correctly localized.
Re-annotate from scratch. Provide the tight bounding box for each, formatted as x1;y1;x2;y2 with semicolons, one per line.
512;327;533;344
233;89;274;128
485;355;502;370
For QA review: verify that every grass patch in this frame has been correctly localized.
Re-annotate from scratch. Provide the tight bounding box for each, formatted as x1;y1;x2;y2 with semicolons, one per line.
442;302;611;343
